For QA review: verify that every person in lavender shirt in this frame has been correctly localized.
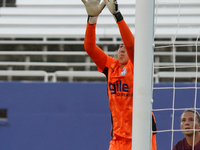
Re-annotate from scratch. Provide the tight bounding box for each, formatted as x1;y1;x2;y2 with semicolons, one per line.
173;109;200;150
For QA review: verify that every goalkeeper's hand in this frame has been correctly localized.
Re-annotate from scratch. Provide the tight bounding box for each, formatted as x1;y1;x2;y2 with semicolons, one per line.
82;0;106;24
104;0;123;22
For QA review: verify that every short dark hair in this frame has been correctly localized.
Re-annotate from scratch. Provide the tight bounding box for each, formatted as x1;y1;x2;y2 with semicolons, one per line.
182;109;200;123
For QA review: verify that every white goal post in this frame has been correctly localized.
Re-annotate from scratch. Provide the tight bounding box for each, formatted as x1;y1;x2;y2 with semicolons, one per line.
132;0;155;150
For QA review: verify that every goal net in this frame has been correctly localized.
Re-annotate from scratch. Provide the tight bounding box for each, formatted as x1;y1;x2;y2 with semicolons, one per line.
153;0;200;150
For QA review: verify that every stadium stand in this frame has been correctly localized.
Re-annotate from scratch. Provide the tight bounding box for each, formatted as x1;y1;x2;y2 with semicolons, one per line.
0;0;200;82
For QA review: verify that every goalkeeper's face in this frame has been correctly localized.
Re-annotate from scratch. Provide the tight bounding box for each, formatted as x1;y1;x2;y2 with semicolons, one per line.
117;43;129;65
180;111;200;136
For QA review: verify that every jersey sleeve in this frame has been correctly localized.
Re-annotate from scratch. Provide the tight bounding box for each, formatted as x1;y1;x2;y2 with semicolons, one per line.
84;22;114;72
97;55;115;73
117;20;135;64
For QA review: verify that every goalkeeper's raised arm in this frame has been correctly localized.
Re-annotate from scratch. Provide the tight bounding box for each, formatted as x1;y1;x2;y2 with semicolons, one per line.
104;0;135;64
82;0;109;71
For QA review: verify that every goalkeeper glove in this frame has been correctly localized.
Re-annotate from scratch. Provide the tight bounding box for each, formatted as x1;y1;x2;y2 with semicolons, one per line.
104;0;123;22
82;0;106;24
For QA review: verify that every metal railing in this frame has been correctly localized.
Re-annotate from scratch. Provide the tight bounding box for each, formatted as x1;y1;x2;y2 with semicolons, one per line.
0;70;199;83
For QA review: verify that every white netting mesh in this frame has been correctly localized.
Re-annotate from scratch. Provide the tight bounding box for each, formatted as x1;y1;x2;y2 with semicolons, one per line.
153;0;200;149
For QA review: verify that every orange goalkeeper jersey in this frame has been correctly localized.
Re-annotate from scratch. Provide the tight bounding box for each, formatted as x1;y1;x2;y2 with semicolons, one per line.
84;19;157;149
84;19;134;140
103;58;133;139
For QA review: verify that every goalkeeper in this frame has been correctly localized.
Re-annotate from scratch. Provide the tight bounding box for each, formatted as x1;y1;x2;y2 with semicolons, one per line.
81;0;157;149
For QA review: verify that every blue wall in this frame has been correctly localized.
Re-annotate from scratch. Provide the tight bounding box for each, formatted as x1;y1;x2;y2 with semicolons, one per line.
0;82;199;150
0;82;111;150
